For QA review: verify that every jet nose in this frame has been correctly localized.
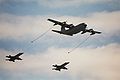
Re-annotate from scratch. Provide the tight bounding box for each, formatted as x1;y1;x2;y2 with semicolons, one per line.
83;23;87;26
6;55;9;57
52;65;55;66
53;64;57;67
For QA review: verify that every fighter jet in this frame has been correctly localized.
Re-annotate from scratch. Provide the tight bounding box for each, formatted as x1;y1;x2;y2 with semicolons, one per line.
48;19;87;36
81;29;101;35
52;62;70;71
6;53;23;62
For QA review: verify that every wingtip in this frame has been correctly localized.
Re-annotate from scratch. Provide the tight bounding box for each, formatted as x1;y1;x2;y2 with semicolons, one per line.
65;62;70;64
47;19;51;21
19;52;24;54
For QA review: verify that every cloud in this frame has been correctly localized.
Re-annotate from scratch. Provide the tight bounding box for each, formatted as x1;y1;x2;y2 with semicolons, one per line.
0;0;115;8
0;43;120;80
39;0;114;8
0;14;51;40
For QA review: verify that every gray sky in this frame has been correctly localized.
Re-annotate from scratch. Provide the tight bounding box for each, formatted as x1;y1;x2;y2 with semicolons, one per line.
0;0;120;80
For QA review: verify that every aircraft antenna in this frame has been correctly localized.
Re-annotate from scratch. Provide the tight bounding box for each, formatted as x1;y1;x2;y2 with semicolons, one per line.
31;27;53;43
68;35;91;53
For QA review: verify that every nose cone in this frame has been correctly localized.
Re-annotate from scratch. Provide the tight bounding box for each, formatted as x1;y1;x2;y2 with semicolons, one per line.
6;55;11;58
6;56;8;57
79;23;87;30
82;23;87;26
52;65;55;67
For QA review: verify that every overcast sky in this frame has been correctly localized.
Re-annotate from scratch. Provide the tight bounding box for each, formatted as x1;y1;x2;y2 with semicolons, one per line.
0;0;120;80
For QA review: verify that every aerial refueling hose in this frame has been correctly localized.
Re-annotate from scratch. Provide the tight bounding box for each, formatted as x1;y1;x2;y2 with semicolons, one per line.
68;35;91;53
31;27;53;43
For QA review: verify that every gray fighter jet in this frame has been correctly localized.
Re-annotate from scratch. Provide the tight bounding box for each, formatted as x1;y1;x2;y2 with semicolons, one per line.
52;62;70;71
6;53;23;62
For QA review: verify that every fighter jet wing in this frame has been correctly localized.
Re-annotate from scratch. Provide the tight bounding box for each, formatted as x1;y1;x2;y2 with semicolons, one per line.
94;31;101;34
48;19;71;28
14;53;23;57
52;30;62;34
61;62;70;67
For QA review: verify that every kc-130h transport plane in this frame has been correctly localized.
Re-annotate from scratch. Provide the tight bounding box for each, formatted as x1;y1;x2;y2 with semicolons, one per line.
48;19;101;36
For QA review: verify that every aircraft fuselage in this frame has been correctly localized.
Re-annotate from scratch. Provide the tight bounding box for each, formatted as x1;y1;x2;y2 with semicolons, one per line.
54;66;67;71
59;23;87;36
